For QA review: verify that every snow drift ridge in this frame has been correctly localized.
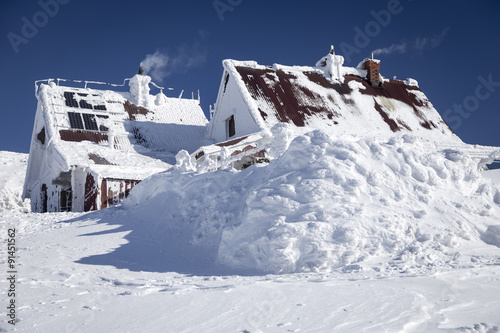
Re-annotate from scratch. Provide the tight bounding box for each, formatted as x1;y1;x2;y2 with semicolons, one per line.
125;126;500;274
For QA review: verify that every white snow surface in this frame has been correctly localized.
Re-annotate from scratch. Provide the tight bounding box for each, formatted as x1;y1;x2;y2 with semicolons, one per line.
2;126;500;331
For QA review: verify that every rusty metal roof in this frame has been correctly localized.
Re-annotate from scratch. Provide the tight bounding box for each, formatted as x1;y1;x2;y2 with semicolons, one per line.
233;65;451;134
59;129;109;144
123;100;150;120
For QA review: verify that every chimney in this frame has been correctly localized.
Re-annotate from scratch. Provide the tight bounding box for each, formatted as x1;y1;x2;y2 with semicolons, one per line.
363;57;381;87
138;64;145;75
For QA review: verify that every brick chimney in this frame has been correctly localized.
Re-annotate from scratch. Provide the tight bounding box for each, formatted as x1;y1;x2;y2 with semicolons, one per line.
363;54;381;87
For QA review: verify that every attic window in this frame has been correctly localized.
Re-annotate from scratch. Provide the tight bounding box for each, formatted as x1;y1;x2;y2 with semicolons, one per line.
37;127;46;144
227;115;235;138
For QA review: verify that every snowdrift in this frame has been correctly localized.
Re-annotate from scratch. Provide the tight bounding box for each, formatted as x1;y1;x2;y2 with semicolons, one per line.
0;151;30;212
124;127;500;274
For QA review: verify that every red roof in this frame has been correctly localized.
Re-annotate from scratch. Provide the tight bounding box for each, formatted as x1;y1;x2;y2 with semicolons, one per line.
232;64;452;134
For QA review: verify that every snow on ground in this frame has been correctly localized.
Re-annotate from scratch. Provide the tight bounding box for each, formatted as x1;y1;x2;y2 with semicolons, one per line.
1;210;500;332
483;169;500;184
0;151;29;213
2;127;500;331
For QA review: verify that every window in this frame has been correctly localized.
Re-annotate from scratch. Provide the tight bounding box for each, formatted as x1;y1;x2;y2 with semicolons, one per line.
97;115;109;131
79;99;93;109
64;92;79;108
82;113;98;131
60;189;72;212
227;115;235;138
64;91;107;111
223;73;230;93
68;112;108;132
68;112;84;129
41;184;48;213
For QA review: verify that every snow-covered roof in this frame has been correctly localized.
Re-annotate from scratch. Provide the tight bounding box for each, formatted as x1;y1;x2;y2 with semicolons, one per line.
217;58;460;143
24;75;208;197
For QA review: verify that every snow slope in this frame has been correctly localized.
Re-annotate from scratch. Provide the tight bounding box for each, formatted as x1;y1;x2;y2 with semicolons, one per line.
0;151;29;212
127;126;500;275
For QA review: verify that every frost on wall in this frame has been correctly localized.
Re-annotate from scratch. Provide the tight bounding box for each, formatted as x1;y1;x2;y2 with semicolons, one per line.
24;73;208;212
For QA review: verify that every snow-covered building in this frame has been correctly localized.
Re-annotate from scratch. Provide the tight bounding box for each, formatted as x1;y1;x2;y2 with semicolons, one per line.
23;74;208;212
205;48;459;145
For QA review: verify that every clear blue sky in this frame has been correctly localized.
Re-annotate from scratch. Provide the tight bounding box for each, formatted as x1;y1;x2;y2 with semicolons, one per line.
1;0;499;153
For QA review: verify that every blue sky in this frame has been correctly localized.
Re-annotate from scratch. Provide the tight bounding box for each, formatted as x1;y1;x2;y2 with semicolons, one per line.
1;0;499;153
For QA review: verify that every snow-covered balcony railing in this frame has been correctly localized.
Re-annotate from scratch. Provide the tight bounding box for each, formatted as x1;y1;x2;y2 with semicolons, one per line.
191;133;272;171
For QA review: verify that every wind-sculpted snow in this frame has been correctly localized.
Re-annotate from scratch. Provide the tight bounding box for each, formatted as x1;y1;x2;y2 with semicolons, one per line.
125;128;500;274
0;151;30;212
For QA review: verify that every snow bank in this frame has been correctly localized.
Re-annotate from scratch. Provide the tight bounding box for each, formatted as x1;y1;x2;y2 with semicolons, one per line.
0;151;30;212
124;127;500;274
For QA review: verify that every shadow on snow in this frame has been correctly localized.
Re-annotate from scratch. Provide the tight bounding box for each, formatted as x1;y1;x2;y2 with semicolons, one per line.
63;204;263;277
